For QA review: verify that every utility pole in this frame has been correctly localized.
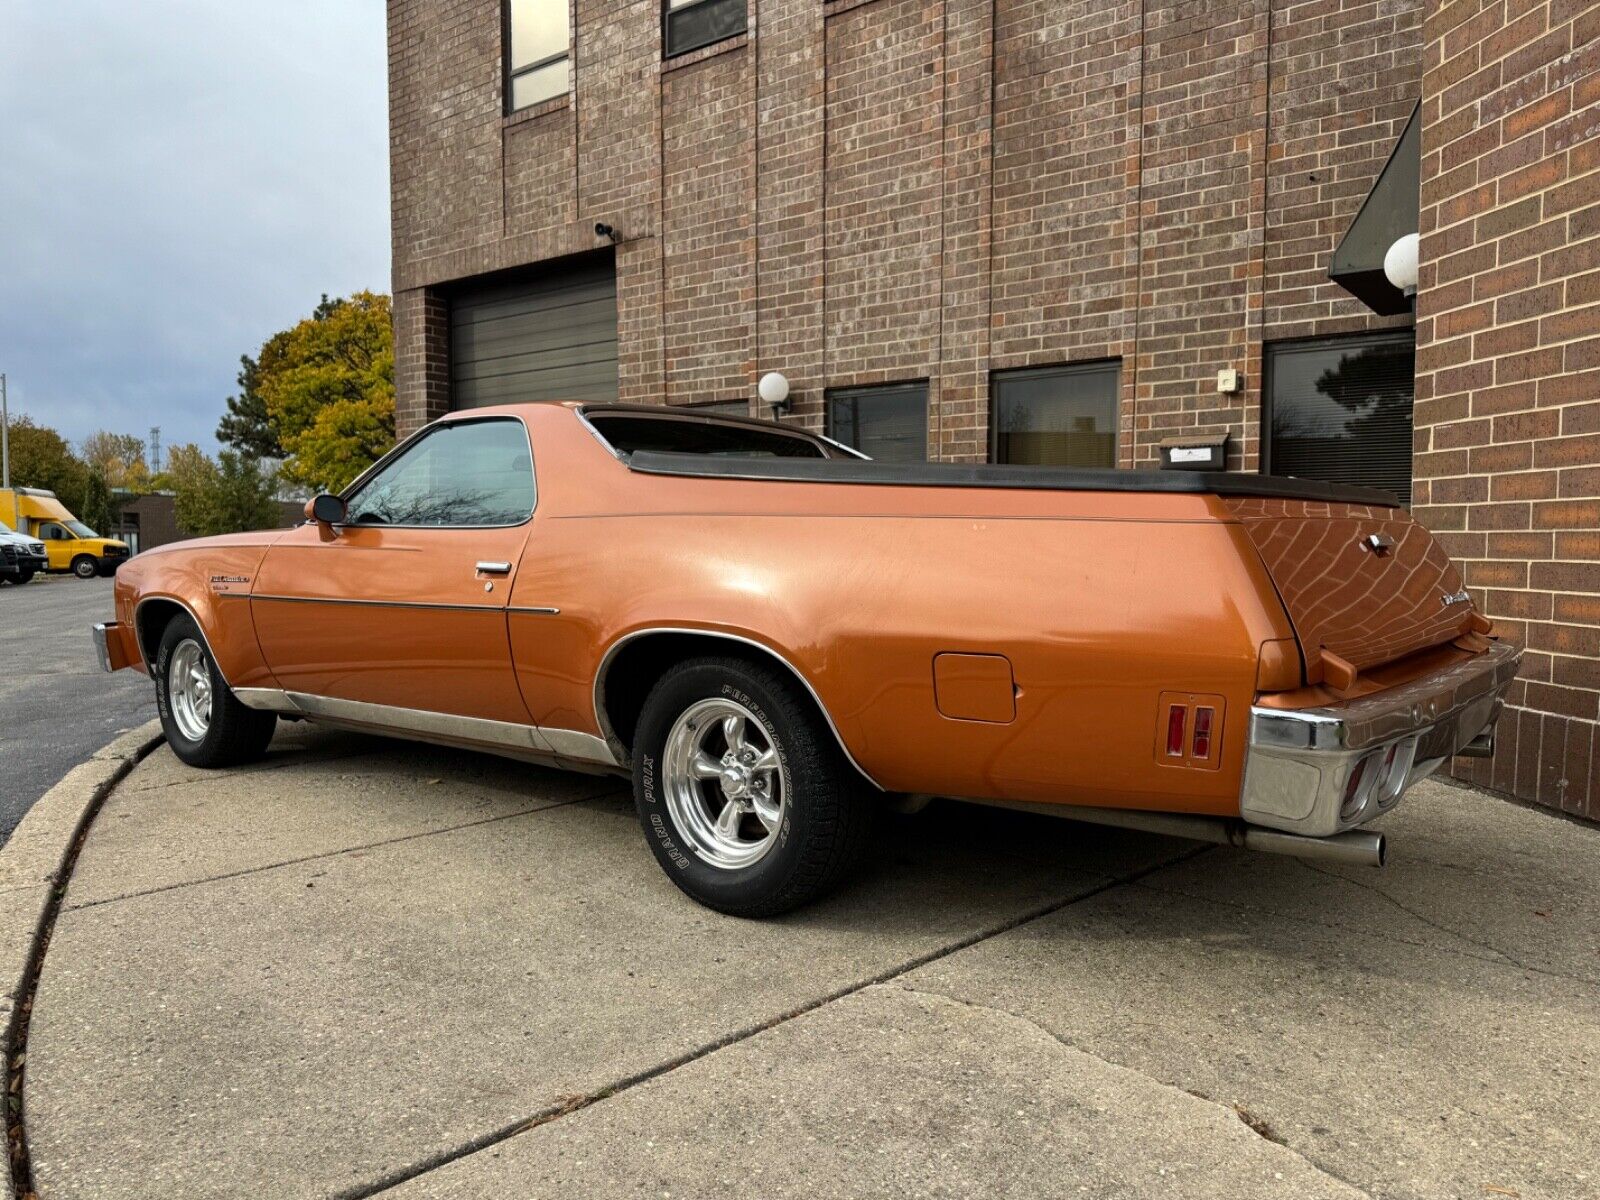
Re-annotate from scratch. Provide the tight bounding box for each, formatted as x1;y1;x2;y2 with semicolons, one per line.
1;373;9;490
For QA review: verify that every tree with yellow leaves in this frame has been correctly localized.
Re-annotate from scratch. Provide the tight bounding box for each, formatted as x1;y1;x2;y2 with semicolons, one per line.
217;292;395;492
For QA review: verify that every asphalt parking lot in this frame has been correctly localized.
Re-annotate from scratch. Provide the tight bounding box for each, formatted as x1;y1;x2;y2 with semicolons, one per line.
0;574;154;842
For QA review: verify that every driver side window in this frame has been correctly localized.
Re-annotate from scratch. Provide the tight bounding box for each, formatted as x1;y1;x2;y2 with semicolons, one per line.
41;523;68;540
345;418;536;527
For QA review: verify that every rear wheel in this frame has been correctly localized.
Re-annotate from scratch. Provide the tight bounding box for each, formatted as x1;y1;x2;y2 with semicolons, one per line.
154;614;277;767
632;656;874;917
71;555;98;579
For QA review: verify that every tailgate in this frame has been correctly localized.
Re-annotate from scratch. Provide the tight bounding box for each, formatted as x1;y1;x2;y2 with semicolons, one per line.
1224;498;1473;677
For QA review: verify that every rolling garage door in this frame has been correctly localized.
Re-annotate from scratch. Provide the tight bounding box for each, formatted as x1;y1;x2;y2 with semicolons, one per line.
449;255;618;408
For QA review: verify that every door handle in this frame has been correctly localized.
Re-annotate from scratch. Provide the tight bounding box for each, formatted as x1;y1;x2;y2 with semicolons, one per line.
476;561;513;575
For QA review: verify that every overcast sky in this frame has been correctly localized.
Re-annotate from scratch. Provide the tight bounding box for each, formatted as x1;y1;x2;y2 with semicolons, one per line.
0;1;389;462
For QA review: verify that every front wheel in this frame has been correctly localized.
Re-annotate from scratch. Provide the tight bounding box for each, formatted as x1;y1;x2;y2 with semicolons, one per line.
15;569;34;584
632;656;874;917
153;614;277;767
71;555;98;579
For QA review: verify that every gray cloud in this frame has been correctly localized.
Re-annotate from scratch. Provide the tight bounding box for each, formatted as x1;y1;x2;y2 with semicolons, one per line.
0;0;389;459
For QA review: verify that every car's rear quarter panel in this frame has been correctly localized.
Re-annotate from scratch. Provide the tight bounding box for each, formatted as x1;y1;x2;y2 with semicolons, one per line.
512;409;1296;817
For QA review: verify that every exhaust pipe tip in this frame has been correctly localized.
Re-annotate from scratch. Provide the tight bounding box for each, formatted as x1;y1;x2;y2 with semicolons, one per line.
1457;730;1496;759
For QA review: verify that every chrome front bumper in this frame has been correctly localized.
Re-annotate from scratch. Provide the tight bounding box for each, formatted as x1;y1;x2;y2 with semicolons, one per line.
92;621;126;673
1241;641;1522;838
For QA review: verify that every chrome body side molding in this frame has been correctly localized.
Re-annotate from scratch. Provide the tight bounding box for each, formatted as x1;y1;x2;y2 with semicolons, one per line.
232;688;624;775
591;626;884;790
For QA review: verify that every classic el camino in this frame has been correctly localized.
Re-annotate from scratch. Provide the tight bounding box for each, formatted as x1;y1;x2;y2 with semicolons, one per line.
95;402;1520;915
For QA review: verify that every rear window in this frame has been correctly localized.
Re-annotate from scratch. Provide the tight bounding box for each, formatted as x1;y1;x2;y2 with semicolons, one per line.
586;413;828;459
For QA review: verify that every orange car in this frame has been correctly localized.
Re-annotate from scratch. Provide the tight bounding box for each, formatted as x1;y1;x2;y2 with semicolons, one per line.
95;403;1519;915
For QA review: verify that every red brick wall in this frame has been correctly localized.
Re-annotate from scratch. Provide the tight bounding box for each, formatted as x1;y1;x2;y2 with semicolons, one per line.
823;0;945;389
1415;0;1600;819
389;0;1422;457
1264;0;1422;339
990;0;1140;464
662;48;756;405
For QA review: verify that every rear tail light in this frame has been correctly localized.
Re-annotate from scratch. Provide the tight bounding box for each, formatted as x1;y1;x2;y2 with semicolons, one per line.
1166;705;1187;757
1192;707;1214;759
1155;692;1224;769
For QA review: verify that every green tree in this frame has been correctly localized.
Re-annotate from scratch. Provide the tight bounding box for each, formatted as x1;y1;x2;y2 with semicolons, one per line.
238;291;395;491
6;415;89;505
79;468;117;535
168;443;282;537
216;351;287;460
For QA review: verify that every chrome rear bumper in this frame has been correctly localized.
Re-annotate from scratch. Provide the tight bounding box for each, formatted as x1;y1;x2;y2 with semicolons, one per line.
1241;640;1522;838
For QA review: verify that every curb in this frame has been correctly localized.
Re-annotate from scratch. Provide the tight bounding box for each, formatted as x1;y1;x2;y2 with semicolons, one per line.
2;720;164;1198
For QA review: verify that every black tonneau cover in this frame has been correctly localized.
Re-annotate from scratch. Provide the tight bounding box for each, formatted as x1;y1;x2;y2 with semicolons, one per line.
625;451;1402;508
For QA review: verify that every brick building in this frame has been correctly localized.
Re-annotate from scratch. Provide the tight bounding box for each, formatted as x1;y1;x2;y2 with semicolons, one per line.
386;0;1598;818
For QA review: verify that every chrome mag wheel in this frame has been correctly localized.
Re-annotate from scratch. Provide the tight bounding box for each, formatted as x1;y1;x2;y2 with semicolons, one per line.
662;698;786;870
168;639;213;742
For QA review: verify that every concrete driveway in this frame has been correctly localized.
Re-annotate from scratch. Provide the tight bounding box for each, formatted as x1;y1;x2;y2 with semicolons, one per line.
19;723;1600;1199
0;574;153;842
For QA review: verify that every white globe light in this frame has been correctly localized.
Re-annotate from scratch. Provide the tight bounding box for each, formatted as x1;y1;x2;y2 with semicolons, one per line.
1383;233;1420;295
758;371;790;407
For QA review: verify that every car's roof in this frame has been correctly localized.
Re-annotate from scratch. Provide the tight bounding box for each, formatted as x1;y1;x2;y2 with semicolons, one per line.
442;399;800;435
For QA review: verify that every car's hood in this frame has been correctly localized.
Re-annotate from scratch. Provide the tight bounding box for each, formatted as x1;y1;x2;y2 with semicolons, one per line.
139;529;293;557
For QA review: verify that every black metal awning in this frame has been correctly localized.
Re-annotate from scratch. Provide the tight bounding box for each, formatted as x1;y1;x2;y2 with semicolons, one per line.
1329;103;1420;316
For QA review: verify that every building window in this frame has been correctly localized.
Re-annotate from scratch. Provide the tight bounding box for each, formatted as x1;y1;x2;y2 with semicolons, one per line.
663;0;745;58
1265;331;1415;505
990;361;1120;467
505;0;570;112
826;382;929;462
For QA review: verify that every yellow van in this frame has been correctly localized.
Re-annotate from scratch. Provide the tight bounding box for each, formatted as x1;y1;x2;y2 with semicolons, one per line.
0;488;131;578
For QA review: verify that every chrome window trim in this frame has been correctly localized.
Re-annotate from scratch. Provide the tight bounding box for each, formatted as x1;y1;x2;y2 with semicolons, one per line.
336;415;538;532
591;626;884;790
817;433;871;461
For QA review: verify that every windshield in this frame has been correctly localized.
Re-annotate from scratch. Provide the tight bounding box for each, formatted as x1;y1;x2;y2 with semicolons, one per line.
66;520;99;539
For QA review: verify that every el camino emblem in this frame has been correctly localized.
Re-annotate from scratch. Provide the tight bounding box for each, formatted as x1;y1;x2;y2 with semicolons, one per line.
1441;589;1470;607
210;575;250;595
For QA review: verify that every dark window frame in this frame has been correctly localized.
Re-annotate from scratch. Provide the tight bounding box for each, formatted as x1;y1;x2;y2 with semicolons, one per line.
988;359;1122;468
661;0;747;59
1262;328;1416;504
582;410;833;459
504;0;571;115
824;379;930;463
688;399;754;418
